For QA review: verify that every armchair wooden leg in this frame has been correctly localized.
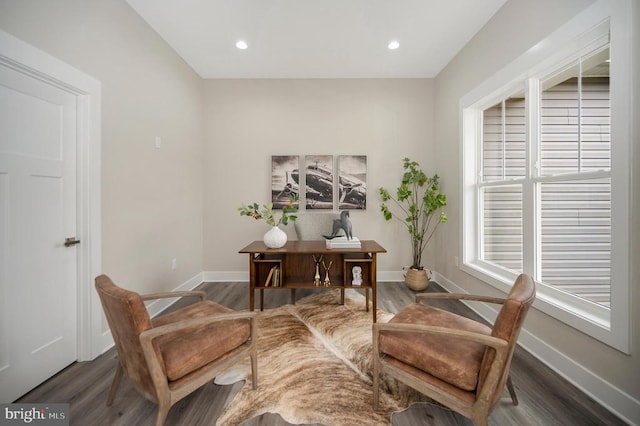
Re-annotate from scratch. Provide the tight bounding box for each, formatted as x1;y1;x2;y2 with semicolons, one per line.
471;413;489;426
155;402;170;426
250;317;258;390
106;364;123;406
250;348;258;390
372;327;380;411
506;375;518;406
372;367;380;411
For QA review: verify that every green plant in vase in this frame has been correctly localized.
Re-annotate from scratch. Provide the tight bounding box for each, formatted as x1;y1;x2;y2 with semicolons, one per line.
379;157;447;290
239;196;298;248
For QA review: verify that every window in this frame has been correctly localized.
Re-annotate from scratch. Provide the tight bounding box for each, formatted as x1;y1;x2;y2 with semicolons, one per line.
537;48;612;308
479;48;611;307
480;93;526;274
461;11;630;352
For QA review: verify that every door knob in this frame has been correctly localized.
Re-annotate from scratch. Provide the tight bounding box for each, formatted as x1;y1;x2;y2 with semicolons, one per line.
64;237;80;247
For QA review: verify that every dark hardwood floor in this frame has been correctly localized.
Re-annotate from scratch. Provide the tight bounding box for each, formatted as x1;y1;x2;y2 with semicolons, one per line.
17;282;626;425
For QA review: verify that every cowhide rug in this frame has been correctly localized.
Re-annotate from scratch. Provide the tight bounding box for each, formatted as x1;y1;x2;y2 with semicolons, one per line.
215;290;430;426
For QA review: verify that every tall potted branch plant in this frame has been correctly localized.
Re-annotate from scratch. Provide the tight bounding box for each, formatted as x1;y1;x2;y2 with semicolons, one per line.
379;157;447;290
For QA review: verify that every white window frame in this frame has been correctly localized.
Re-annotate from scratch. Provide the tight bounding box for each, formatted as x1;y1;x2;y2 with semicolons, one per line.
460;0;631;352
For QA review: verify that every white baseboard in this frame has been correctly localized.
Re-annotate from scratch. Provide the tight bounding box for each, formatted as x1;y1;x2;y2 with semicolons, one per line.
142;272;205;318
202;271;248;282
432;271;640;426
378;270;405;282
98;329;113;357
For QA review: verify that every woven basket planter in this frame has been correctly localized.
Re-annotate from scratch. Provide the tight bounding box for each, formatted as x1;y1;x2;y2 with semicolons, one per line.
403;267;431;291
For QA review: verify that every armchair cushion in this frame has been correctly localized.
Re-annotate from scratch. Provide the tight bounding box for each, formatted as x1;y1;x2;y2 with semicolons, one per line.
383;356;477;405
379;303;491;391
153;301;251;382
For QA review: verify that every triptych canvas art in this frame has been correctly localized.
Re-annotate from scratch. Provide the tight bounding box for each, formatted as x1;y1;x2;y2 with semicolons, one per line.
271;155;367;210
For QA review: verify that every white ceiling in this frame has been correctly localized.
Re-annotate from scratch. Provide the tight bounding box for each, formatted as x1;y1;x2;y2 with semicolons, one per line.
126;0;507;79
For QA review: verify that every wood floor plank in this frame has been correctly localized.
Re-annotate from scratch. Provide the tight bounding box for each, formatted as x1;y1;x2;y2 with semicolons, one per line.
16;281;625;425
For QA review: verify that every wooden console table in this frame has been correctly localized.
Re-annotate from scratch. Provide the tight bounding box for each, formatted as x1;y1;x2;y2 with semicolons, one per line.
239;240;386;322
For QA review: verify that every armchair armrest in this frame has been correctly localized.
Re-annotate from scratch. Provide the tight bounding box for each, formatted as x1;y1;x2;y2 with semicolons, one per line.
415;293;506;305
140;311;256;342
141;290;207;302
373;322;508;350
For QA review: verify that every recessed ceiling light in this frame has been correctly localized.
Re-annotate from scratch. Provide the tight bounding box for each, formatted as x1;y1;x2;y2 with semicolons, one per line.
388;41;400;50
236;40;248;50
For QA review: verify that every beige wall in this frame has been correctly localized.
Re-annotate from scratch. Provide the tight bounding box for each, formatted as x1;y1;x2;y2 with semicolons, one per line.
433;0;639;414
0;0;205;295
203;79;436;273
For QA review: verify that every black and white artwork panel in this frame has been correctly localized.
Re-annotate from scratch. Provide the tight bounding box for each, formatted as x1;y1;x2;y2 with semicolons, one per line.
305;155;333;210
271;155;300;209
338;155;367;210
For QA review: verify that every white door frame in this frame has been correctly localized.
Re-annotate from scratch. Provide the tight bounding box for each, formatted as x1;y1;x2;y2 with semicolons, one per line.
0;29;102;361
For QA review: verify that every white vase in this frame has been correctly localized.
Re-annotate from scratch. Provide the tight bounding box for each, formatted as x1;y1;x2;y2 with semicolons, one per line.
264;226;287;248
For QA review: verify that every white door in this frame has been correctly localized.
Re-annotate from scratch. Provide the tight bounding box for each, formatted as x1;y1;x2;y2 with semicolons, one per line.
0;61;78;402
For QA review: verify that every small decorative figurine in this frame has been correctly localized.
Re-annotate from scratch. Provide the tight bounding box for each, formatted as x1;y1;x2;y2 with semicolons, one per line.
323;210;353;240
313;254;323;286
352;266;362;286
322;260;333;286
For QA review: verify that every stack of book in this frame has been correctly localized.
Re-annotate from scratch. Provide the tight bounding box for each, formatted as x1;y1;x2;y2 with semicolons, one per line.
264;265;281;287
325;236;361;249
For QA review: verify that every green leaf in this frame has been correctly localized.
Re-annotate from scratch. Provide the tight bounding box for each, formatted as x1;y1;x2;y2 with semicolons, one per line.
397;184;411;201
377;157;448;267
379;187;390;201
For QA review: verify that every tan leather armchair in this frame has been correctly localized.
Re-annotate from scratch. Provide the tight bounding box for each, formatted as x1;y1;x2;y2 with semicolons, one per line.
95;275;257;426
373;274;535;426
